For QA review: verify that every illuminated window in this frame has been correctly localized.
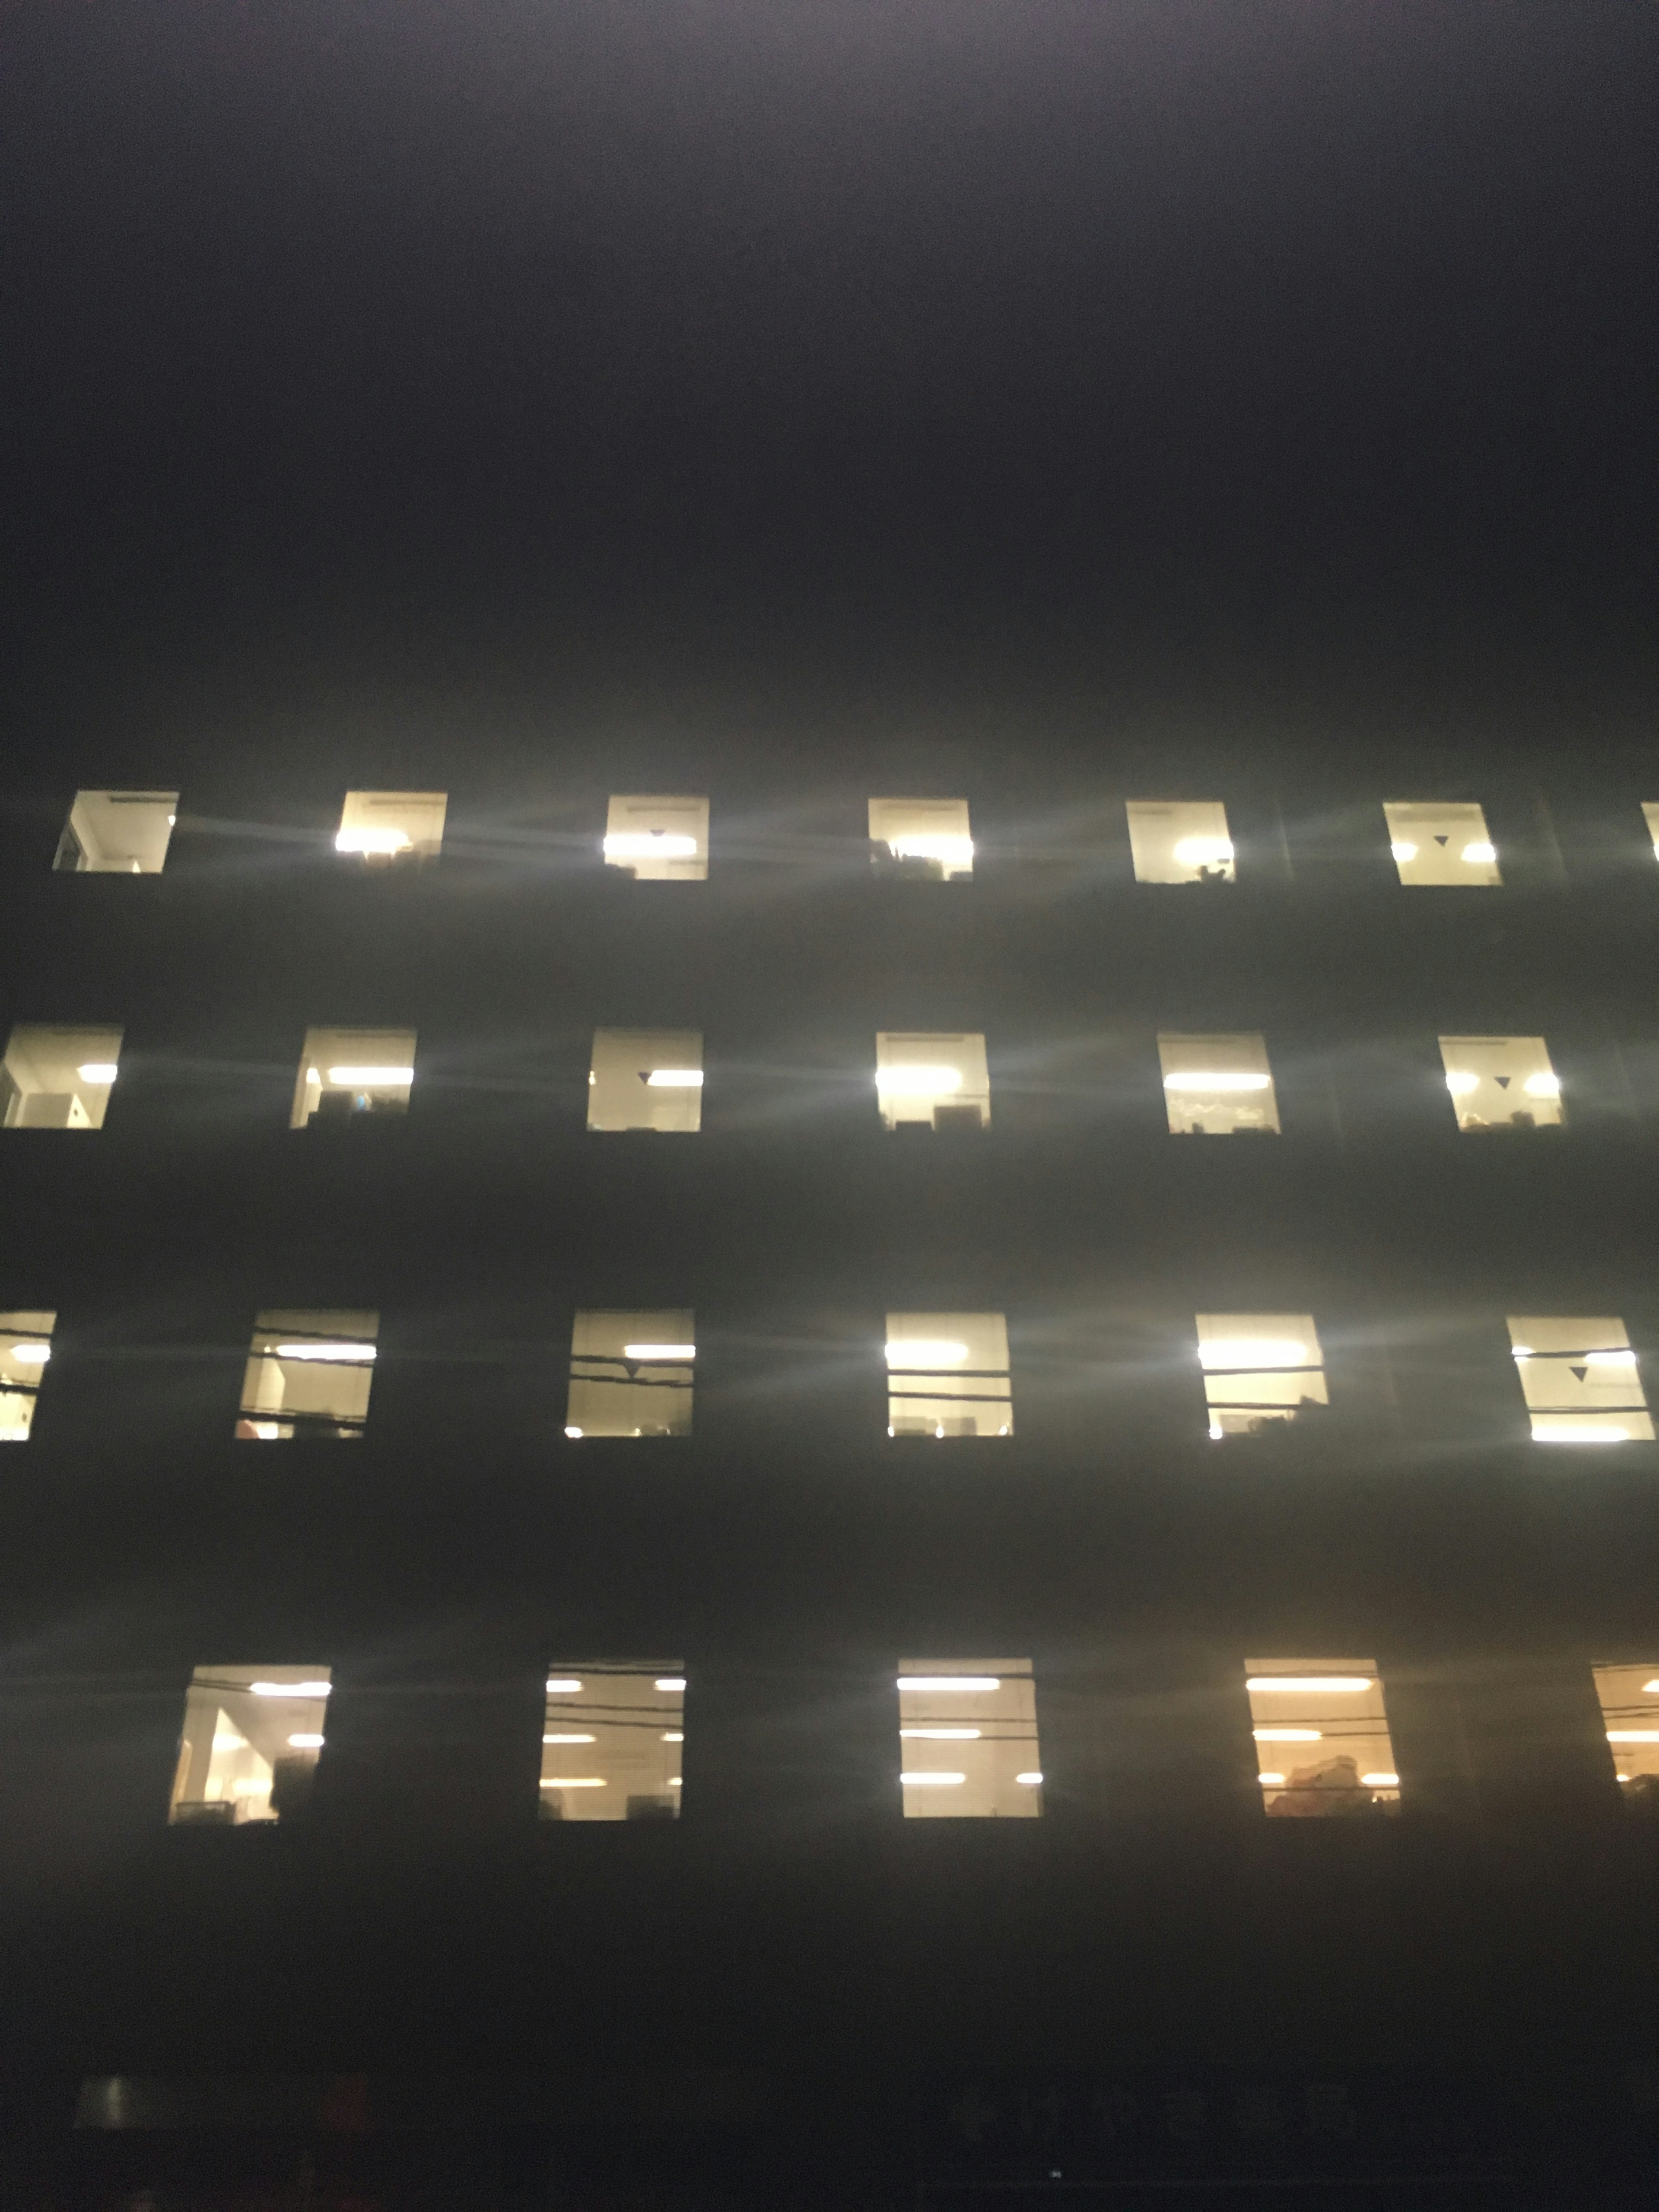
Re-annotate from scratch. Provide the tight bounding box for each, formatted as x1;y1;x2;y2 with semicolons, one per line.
1592;1662;1659;1813
1197;1314;1327;1438
290;1027;415;1127
1;1025;122;1131
1245;1658;1399;1817
236;1311;378;1441
875;1033;990;1131
1158;1033;1279;1135
603;795;709;881
886;1312;1012;1438
54;790;178;874
897;1659;1040;1817
588;1030;703;1133
1642;804;1659;864
868;797;974;880
566;1311;694;1439
168;1665;330;1826
0;1311;54;1442
539;1664;685;1821
1382;802;1500;887
334;790;446;861
1438;1036;1563;1132
1506;1316;1654;1443
1126;801;1234;885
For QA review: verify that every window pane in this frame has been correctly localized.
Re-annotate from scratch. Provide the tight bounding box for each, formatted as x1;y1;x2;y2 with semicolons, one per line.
1158;1033;1279;1135
54;791;178;874
1506;1316;1654;1442
868;797;974;880
1244;1657;1399;1815
291;1027;416;1128
1197;1314;1327;1438
1;1025;122;1130
238;1311;378;1441
1592;1662;1659;1811
335;790;446;860
603;796;709;880
875;1033;990;1131
1126;801;1234;884
886;1312;1012;1437
540;1664;685;1821
169;1664;330;1826
0;1310;54;1442
897;1658;1040;1817
588;1031;703;1132
566;1311;695;1437
1437;1036;1563;1131
1382;802;1500;886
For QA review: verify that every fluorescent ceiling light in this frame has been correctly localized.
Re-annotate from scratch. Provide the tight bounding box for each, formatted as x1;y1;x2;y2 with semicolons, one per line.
645;1069;703;1087
325;1065;413;1086
1245;1676;1371;1694
1533;1425;1629;1443
661;1731;683;1742
9;1344;50;1366
1252;1728;1322;1742
886;1340;969;1366
1360;1772;1399;1787
655;1676;686;1691
543;1733;595;1744
901;1771;966;1786
1199;1339;1307;1370
77;1062;118;1083
1172;838;1233;867
1444;1071;1481;1095
1605;1730;1659;1743
900;1727;982;1740
1015;1772;1043;1786
250;1681;331;1698
1163;1071;1271;1092
875;1065;963;1095
897;1675;999;1693
889;835;973;864
1510;1346;1533;1358
1257;1773;1286;1786
1523;1071;1561;1098
336;827;412;855
564;1426;584;1439
272;1342;375;1362
1641;1679;1659;1694
604;832;698;858
545;1678;582;1693
211;1732;247;1753
623;1343;695;1360
286;1732;325;1750
1390;841;1418;862
541;1777;607;1787
1583;1350;1636;1368
1462;841;1497;864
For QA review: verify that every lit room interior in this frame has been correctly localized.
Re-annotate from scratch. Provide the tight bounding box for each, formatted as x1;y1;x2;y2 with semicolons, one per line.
1642;803;1659;862
587;1030;704;1132
1125;800;1235;884
168;1665;331;1826
867;797;974;880
875;1032;990;1131
334;789;447;860
1157;1032;1281;1135
602;795;709;880
1437;1035;1564;1131
897;1659;1041;1817
886;1313;1012;1437
1382;801;1502;887
53;789;178;874
237;1311;378;1440
539;1665;685;1821
1197;1314;1328;1439
1;1024;122;1130
290;1027;416;1127
565;1311;695;1438
0;1311;54;1442
1244;1659;1399;1816
1591;1663;1659;1808
1505;1316;1654;1442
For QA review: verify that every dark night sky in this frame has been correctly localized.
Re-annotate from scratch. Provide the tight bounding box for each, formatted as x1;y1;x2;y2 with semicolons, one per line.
3;2;1656;786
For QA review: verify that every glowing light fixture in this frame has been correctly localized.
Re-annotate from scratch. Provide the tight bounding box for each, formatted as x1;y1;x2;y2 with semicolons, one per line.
541;1777;607;1788
889;835;974;865
901;1771;966;1786
645;1069;703;1087
655;1676;686;1692
9;1344;50;1366
564;1426;584;1438
545;1678;582;1693
1015;1771;1043;1786
662;1731;684;1742
623;1343;695;1361
1462;841;1497;864
77;1062;118;1083
251;1680;331;1698
1524;1071;1561;1098
874;1065;963;1096
897;1675;999;1693
1172;837;1233;867
1534;1425;1629;1443
543;1732;595;1744
336;827;411;855
286;1732;325;1750
1583;1349;1637;1368
1245;1675;1371;1694
1257;1772;1286;1786
1444;1070;1481;1095
1390;841;1418;862
272;1341;375;1362
325;1065;413;1086
1163;1071;1271;1093
1360;1772;1399;1787
886;1340;969;1366
1252;1728;1322;1742
1641;1679;1659;1694
604;832;698;860
1605;1730;1659;1743
1199;1339;1307;1370
900;1727;982;1740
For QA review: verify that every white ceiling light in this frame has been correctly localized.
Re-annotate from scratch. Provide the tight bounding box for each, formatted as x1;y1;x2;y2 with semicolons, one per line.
901;1771;966;1786
545;1678;582;1693
897;1675;999;1693
336;826;412;855
875;1066;963;1095
1252;1728;1322;1742
564;1426;584;1438
1605;1730;1659;1743
1534;1426;1628;1443
623;1343;695;1360
250;1680;331;1698
9;1344;50;1366
1198;1340;1307;1370
543;1733;595;1744
1172;837;1233;867
1461;840;1497;864
655;1676;686;1692
645;1069;703;1087
326;1065;413;1086
1257;1772;1286;1786
286;1732;326;1750
1390;841;1418;862
1015;1771;1043;1786
1641;1679;1659;1694
1523;1071;1561;1098
1583;1350;1636;1368
1361;1772;1399;1787
540;1777;607;1787
1245;1676;1371;1694
889;835;973;864
273;1342;375;1362
886;1340;969;1366
1444;1070;1481;1095
900;1727;982;1740
661;1731;684;1742
1163;1071;1271;1092
77;1062;119;1083
603;832;698;859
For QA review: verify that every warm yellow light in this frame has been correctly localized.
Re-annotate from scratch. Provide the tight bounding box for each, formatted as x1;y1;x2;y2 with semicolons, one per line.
1245;1676;1372;1694
77;1062;119;1083
889;835;973;865
543;1733;595;1744
1606;1730;1659;1743
1163;1071;1270;1092
541;1777;607;1787
325;1065;413;1086
1523;1071;1561;1098
604;832;698;859
1252;1728;1322;1742
623;1343;695;1361
1015;1771;1043;1786
8;1344;50;1366
1361;1772;1399;1787
1444;1070;1481;1096
897;1675;999;1692
1257;1772;1286;1786
1172;837;1233;868
1390;840;1418;862
655;1676;686;1692
886;1340;969;1367
900;1727;982;1740
1462;840;1497;864
272;1342;375;1363
645;1069;703;1087
875;1065;963;1096
336;827;412;855
251;1681;331;1698
902;1771;966;1786
287;1732;325;1750
662;1731;684;1742
1199;1339;1307;1370
1533;1425;1629;1443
